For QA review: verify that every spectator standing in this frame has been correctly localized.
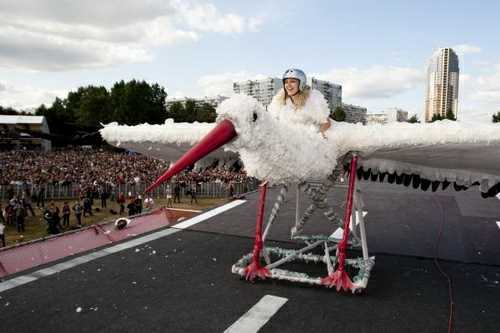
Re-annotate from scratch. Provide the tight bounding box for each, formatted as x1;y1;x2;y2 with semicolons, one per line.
189;182;198;204
174;183;181;203
166;184;173;207
127;198;136;216
62;202;70;228
0;219;5;247
15;201;25;233
72;201;83;227
0;203;5;225
37;185;45;208
22;191;35;217
135;196;143;214
99;187;107;208
44;209;59;235
117;192;125;214
5;204;14;225
49;202;61;230
83;197;92;217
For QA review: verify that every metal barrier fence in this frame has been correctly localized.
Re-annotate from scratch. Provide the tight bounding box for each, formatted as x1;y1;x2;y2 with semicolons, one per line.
0;179;260;201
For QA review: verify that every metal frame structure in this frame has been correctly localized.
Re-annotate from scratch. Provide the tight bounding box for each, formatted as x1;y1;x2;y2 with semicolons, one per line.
231;154;375;293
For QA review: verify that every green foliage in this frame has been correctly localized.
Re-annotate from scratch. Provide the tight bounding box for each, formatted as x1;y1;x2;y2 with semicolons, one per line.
331;106;346;122
165;101;216;123
166;101;187;122
184;99;197;123
431;110;456;122
492;111;500;123
35;98;73;134
430;113;444;122
197;103;217;122
407;114;420;123
76;86;112;127
0;106;28;115
110;80;167;125
445;108;456;121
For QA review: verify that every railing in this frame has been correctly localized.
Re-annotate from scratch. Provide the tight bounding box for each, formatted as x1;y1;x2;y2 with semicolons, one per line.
0;178;260;201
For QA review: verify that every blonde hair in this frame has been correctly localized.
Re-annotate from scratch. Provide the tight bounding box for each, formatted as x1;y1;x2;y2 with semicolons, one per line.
278;86;311;110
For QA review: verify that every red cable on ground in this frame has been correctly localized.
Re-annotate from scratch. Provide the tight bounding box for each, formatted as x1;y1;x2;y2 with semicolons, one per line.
433;197;455;333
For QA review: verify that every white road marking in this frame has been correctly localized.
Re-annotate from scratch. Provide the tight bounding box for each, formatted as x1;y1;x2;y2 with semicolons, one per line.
166;208;202;213
174;200;246;230
224;295;288;333
496;221;500;229
0;200;246;294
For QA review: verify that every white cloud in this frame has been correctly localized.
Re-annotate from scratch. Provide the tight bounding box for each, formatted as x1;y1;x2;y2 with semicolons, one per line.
454;65;500;122
314;66;424;99
0;81;68;110
452;44;481;56
0;1;263;71
197;71;268;97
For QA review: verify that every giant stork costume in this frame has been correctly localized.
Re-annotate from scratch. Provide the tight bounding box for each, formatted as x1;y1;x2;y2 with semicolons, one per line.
101;75;500;293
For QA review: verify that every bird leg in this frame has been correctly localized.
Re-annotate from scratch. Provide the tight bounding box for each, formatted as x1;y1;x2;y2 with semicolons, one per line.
321;154;358;292
244;181;270;281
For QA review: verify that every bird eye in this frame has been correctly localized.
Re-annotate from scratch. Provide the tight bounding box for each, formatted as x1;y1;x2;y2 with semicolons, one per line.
252;112;258;122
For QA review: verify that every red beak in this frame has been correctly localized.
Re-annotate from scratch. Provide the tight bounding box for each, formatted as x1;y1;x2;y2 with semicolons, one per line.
145;119;237;193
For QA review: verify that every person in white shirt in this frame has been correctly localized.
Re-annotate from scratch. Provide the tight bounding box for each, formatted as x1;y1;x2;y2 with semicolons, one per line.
268;68;331;138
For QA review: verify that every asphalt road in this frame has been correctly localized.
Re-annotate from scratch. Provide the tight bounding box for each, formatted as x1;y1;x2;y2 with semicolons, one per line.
1;182;499;332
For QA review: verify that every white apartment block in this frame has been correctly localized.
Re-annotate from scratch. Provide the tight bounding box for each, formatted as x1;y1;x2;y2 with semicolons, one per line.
233;76;343;113
166;95;229;110
342;103;367;124
311;77;342;111
366;108;409;125
424;48;459;122
233;77;283;106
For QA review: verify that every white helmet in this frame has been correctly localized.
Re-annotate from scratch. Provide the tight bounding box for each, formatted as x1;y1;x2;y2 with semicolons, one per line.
282;68;307;91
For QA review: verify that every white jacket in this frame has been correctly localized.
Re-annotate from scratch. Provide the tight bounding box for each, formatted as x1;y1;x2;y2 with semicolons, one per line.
268;89;330;127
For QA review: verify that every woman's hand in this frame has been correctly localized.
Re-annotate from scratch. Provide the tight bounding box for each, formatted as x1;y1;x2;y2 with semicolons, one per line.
319;119;331;139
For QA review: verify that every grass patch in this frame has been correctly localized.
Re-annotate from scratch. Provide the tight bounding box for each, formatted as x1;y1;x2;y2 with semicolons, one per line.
2;197;229;246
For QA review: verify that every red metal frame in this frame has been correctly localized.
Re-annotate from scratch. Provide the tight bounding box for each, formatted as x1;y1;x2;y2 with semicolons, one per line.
321;154;358;291
243;181;270;281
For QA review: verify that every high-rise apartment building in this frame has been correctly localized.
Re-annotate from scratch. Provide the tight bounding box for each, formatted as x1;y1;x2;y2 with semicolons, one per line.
233;78;283;107
311;78;342;111
424;48;459;122
342;103;367;124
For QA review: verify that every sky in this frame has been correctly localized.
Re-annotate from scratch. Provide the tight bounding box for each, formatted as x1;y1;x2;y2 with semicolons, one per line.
1;0;500;122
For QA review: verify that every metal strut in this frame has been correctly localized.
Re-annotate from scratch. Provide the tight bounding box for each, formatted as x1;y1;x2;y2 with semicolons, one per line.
232;153;375;293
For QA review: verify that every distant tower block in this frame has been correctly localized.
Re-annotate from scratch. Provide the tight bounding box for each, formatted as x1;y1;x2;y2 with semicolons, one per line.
424;48;460;122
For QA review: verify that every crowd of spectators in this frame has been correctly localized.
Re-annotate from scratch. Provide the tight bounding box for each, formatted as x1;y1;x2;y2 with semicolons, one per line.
0;147;251;244
0;148;170;190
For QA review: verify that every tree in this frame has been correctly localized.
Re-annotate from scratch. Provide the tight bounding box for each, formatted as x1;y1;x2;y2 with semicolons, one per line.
110;80;167;125
445;109;456;121
166;102;186;122
183;99;197;123
0;106;24;115
492;111;500;123
431;113;444;122
35;97;68;134
76;86;112;127
331;106;346;122
196;102;217;123
407;114;420;123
